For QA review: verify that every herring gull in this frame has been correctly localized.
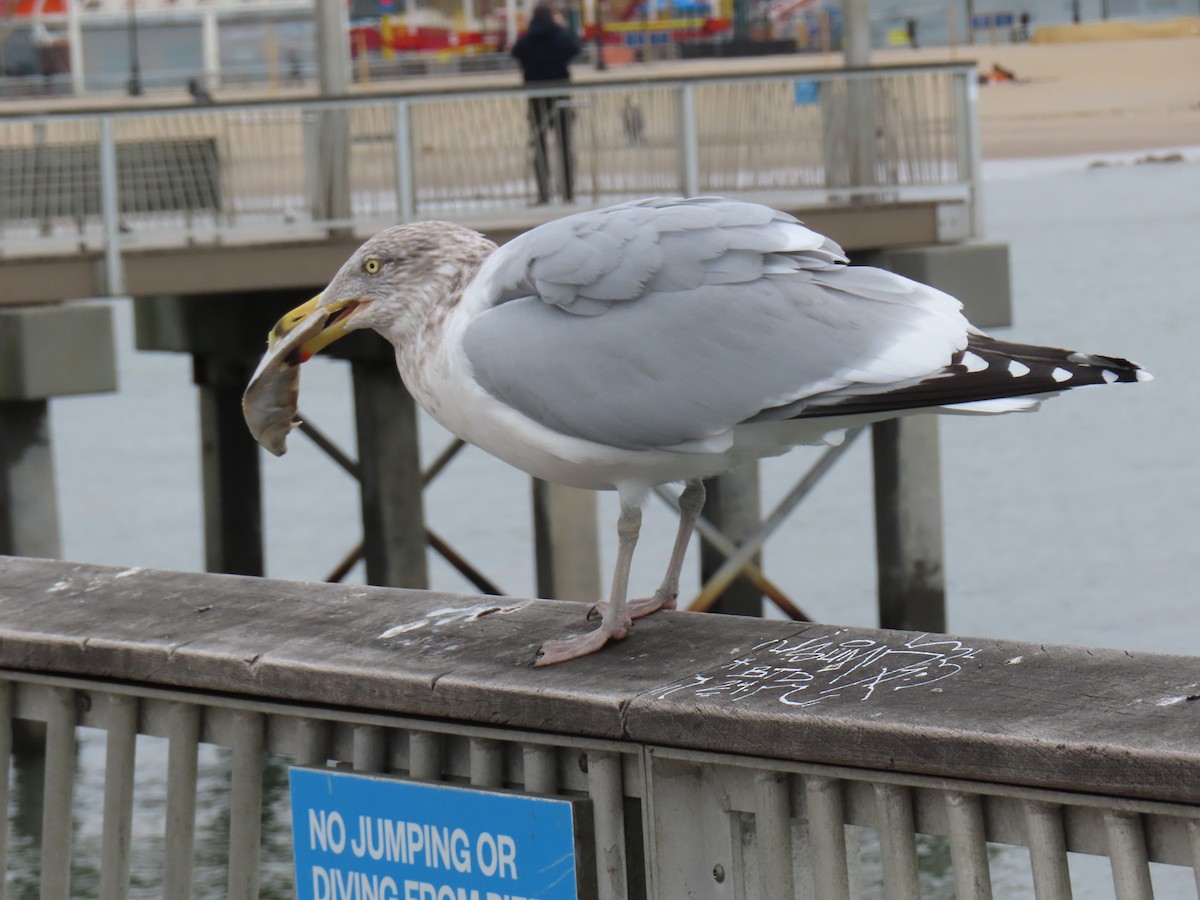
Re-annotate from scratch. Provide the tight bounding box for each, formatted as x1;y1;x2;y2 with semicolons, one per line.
242;197;1150;665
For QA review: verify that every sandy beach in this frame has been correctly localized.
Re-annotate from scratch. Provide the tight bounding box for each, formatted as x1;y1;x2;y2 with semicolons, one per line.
872;35;1200;160
576;32;1200;161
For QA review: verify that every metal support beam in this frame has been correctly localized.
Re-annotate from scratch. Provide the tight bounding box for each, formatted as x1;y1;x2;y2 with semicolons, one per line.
351;360;428;589
194;356;264;577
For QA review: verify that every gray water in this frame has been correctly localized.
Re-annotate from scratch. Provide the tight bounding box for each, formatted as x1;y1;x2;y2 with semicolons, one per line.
23;153;1200;896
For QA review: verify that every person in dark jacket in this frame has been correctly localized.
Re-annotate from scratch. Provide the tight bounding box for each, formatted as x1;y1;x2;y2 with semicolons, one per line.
512;5;582;204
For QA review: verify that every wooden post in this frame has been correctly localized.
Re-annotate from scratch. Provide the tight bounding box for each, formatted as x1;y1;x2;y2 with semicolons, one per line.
700;462;763;617
351;359;428;589
194;356;264;577
863;242;1012;633
871;416;945;632
0;401;62;559
532;480;601;602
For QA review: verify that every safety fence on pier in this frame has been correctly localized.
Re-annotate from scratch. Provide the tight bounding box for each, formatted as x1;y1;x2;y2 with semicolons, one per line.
0;555;1196;899
0;62;980;296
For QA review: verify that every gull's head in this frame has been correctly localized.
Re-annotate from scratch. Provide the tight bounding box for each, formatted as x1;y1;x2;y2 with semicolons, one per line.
266;221;497;365
242;221;496;455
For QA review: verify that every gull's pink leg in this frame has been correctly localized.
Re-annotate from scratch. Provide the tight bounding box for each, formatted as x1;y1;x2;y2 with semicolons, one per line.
591;479;706;622
535;494;643;666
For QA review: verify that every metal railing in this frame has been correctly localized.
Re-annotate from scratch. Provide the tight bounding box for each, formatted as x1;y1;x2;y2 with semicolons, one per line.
0;556;1197;899
0;63;980;294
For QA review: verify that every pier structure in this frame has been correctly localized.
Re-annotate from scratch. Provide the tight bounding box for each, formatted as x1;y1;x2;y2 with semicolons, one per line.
0;57;1006;626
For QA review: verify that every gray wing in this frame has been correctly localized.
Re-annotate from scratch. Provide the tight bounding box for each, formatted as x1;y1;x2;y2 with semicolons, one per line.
463;197;969;451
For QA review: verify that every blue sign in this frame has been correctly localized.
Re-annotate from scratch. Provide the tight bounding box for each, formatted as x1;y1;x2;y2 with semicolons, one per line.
290;767;584;900
794;79;820;106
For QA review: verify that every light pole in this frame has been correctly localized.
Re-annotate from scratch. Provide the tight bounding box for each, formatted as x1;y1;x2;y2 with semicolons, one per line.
126;0;142;95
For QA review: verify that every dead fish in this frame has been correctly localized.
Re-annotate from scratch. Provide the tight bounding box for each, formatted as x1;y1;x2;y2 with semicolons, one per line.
242;302;330;456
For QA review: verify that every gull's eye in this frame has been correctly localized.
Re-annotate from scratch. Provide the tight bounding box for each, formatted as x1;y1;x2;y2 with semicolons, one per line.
362;257;383;275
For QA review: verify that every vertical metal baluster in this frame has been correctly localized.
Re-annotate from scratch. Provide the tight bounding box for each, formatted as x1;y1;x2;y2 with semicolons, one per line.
805;775;850;900
100;694;138;900
99;115;124;296
353;725;387;773
293;718;329;769
227;711;265;900
0;682;11;900
945;791;993;900
522;745;558;795
409;732;441;780
675;83;699;197
393;99;415;221
162;702;201;900
587;752;628;900
469;738;503;788
41;687;77;900
1186;820;1200;897
961;70;984;238
1024;801;1073;900
874;783;920;900
1105;811;1153;900
755;773;794;897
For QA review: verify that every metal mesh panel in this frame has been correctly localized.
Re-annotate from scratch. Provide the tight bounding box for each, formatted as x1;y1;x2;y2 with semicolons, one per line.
224;106;309;227
694;70;964;196
347;103;400;225
571;86;682;202
694;78;829;193
0;67;977;260
0;118;103;235
409;94;533;213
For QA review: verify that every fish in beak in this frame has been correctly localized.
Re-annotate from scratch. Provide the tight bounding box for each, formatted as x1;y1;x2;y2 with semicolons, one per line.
242;295;369;456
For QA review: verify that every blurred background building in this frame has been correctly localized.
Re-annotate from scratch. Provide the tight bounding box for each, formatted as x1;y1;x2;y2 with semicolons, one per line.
0;0;1197;95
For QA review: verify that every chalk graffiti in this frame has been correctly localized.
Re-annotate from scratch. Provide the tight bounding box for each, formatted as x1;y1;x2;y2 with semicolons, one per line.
377;603;525;640
654;631;979;708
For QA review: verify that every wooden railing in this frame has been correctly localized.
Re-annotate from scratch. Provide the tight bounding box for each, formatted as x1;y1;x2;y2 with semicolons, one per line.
0;555;1197;898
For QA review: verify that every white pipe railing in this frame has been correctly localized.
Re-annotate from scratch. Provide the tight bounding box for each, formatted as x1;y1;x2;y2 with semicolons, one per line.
0;63;979;269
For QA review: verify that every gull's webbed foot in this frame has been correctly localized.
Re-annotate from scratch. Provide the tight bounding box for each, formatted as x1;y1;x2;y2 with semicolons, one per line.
588;588;676;622
534;619;630;667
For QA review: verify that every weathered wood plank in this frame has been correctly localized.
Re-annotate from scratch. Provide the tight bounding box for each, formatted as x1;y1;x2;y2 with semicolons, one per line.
0;556;1198;806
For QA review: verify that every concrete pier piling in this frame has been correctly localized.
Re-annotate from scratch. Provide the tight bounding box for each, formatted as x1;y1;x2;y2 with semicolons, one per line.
0;304;117;559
